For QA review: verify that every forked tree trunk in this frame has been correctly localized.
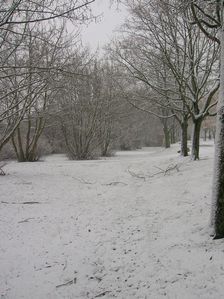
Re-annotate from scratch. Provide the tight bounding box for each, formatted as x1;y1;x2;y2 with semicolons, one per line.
180;118;188;157
191;118;202;160
12;127;26;162
11;118;44;162
212;28;224;239
100;127;112;157
101;140;110;157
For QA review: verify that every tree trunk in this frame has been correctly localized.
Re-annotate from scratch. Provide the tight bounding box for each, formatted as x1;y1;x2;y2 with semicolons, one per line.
204;128;207;141
212;128;216;140
14;126;26;162
180;118;188;157
101;139;111;157
212;28;224;239
208;129;212;140
11;117;44;162
170;124;176;144
163;125;170;148
191;118;202;160
11;133;20;161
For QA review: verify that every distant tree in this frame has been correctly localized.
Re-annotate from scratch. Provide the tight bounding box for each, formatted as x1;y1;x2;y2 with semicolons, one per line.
96;62;121;156
57;56;102;160
89;60;115;157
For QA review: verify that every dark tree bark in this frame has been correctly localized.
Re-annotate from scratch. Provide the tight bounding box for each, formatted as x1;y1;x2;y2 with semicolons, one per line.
188;0;224;238
203;128;207;141
212;29;224;238
191;118;203;160
163;124;171;148
180;118;189;157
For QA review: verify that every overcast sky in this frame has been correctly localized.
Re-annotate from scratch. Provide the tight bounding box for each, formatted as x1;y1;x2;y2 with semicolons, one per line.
81;0;127;50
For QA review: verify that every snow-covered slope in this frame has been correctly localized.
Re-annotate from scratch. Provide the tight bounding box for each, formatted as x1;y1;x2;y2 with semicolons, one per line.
1;142;223;299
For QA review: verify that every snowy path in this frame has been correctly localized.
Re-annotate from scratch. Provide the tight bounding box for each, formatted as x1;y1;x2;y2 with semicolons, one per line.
1;144;224;299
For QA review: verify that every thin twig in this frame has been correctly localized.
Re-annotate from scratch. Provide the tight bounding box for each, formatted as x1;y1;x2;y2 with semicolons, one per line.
164;164;180;175
56;278;77;288
103;181;128;186
18;217;35;223
127;163;181;180
1;201;41;205
62;260;67;271
127;167;146;181
95;291;111;298
72;177;95;185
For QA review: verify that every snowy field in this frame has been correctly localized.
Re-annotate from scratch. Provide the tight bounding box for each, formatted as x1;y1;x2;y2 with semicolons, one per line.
1;142;224;299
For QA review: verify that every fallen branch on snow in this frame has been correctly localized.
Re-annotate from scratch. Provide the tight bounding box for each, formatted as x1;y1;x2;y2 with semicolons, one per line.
18;217;35;223
103;181;128;186
1;201;41;205
94;291;111;298
72;177;95;185
154;163;180;176
127;167;146;181
0;162;6;176
127;163;180;180
56;278;76;288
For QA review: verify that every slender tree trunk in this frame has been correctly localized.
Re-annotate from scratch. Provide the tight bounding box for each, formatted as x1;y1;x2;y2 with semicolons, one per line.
163;124;170;148
11;130;25;162
204;129;207;141
101;140;110;156
212;28;224;239
0;138;9;153
180;119;188;157
11;133;20;161
208;129;212;140
170;124;176;144
100;126;112;157
16;126;26;162
191;118;202;160
11;117;45;162
212;129;216;139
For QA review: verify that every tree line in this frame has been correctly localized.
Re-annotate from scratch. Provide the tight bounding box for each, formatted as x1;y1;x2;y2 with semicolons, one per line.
0;0;163;161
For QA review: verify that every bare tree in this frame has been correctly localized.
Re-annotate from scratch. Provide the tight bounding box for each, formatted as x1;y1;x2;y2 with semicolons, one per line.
57;56;103;160
10;23;71;161
187;0;224;238
108;17;189;152
96;61;126;156
0;0;95;27
111;0;218;159
0;0;94;154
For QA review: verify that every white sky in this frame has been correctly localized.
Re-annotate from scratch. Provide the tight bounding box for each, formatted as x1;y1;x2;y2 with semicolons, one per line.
81;0;127;50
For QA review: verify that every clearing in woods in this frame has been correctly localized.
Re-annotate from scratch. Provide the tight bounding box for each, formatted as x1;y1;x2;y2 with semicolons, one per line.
0;142;223;299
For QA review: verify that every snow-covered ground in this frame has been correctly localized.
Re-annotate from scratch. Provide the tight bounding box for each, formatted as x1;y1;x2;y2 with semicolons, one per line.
1;142;224;299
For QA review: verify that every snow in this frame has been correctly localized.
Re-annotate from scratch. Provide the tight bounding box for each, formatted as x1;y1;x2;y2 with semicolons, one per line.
1;141;224;299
